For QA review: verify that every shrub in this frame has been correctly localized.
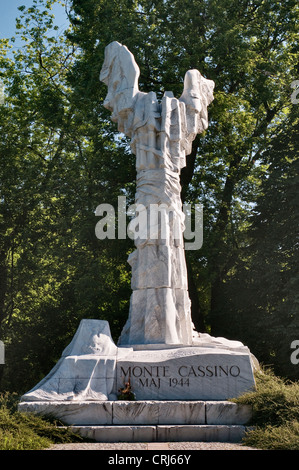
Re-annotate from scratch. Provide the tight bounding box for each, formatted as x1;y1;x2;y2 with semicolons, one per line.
0;392;84;450
233;368;299;450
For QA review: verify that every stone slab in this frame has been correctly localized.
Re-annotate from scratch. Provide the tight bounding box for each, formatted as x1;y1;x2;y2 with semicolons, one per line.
206;401;252;425
18;401;113;426
18;400;251;426
69;425;248;443
117;347;256;400
156;425;247;443
112;400;206;425
71;425;157;443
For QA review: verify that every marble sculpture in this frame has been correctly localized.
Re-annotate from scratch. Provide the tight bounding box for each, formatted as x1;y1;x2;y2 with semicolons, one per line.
100;41;214;346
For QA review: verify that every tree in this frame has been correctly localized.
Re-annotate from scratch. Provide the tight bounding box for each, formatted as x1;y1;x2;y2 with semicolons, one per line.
0;0;134;392
213;106;299;380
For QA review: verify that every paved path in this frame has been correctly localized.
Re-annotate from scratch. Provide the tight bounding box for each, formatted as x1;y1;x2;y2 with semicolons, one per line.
47;442;260;450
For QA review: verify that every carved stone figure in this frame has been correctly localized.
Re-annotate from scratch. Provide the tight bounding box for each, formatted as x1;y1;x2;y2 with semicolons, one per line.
100;42;214;346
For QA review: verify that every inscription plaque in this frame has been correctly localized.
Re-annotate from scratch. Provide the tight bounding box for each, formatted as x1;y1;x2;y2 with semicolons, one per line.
116;347;255;400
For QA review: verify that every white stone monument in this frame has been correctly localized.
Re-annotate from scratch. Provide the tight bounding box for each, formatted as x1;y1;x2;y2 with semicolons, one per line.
19;44;258;439
100;41;214;346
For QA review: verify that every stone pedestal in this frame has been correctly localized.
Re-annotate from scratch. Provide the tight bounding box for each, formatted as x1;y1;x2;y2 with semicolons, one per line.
19;320;257;404
18;400;252;443
18;319;257;441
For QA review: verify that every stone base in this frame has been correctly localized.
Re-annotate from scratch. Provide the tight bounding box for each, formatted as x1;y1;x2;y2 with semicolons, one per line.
18;400;252;426
69;424;249;443
19;319;257;404
18;400;252;443
18;319;257;443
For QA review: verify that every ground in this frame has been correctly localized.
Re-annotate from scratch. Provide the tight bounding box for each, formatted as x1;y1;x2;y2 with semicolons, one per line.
46;441;261;450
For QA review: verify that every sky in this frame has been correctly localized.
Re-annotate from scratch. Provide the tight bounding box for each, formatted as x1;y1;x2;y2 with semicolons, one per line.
0;0;69;40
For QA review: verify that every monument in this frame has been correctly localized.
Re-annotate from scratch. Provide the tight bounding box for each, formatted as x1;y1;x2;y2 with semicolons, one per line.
100;41;211;347
19;43;258;442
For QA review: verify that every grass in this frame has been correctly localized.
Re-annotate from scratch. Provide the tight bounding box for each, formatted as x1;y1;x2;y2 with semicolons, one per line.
232;368;299;450
0;392;84;450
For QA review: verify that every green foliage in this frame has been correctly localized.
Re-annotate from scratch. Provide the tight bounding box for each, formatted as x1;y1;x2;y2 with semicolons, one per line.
233;369;299;450
0;392;83;450
243;422;299;451
235;369;299;426
0;0;133;393
211;107;299;380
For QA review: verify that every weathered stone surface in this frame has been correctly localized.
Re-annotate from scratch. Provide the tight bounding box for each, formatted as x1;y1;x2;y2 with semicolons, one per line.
18;44;258;434
18;401;113;425
71;425;157;443
18;400;251;427
19;320;256;405
100;41;214;346
112;401;160;425
206;401;252;425
155;401;205;425
69;424;248;443
19;320;131;402
112;400;205;425
129;245;188;290
61;318;118;357
117;346;256;401
156;425;247;443
18;400;252;446
120;288;191;345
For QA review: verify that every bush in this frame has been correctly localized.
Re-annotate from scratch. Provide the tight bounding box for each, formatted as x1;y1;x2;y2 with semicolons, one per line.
233;368;299;450
244;421;299;451
0;392;84;450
